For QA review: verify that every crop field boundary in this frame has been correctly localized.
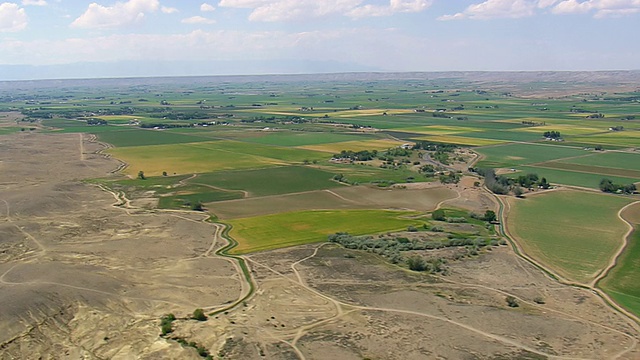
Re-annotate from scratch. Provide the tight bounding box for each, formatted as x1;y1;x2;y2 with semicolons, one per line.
496;191;640;326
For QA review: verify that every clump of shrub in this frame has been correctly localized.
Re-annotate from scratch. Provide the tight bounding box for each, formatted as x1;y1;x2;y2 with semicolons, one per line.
432;209;446;221
160;313;176;336
506;296;519;308
193;308;207;321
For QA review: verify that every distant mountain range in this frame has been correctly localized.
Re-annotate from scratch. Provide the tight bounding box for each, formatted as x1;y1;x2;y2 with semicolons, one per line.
1;68;639;97
0;60;382;82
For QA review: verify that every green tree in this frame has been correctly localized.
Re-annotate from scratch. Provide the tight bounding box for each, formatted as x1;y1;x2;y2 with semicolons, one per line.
538;177;550;189
513;186;524;197
483;210;497;222
407;256;427;271
137;170;146;180
191;201;204;211
432;209;446;221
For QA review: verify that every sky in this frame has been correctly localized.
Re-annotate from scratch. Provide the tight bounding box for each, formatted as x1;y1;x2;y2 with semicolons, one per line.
0;0;639;79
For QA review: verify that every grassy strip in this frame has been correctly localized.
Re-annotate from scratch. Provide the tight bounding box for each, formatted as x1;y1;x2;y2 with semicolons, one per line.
209;223;255;317
599;227;640;317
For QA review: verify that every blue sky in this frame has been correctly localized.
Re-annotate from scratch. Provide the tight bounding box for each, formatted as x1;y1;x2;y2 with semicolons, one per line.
1;0;639;78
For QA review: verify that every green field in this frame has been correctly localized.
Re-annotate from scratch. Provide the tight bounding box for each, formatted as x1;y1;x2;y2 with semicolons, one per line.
240;131;372;146
476;143;588;168
517;165;639;189
97;129;213;147
191;166;341;197
108;140;328;176
558;151;640;172
227;209;422;254
600;228;640;317
508;190;632;283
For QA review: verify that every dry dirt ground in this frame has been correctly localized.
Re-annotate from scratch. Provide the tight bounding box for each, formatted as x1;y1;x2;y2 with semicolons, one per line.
1;130;639;359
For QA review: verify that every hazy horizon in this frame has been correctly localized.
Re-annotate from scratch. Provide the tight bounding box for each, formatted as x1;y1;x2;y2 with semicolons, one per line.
1;1;640;80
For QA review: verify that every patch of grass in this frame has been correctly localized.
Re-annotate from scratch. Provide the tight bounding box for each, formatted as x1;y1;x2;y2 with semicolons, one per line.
414;135;506;146
97;129;213;147
158;190;243;209
108;140;328;176
559;151;640;172
600;228;640;318
191;166;341;197
517;165;638;189
476;143;587;168
227;209;421;254
298;139;407;153
508;190;632;283
241;131;372;146
571;132;640;147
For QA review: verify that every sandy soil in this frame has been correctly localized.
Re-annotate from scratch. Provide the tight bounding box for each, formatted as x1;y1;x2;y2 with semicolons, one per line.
0;132;241;359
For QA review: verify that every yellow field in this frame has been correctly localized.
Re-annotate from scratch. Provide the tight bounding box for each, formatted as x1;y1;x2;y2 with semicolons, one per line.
511;124;604;136
415;135;506;146
395;125;482;135
571;131;640;147
298;139;407;153
246;108;414;118
109;140;327;177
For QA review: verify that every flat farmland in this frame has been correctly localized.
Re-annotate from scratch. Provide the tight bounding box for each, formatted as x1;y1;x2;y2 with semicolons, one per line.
299;139;407;153
190;166;341;197
414;134;506;146
457;130;546;142
510;123;605;136
210;185;456;219
227;209;421;254
533;161;640;179
507;190;632;283
239;131;373;146
557;151;640;172
108;140;328;176
599;202;640;317
394;125;483;135
571;131;640;147
97;129;213;147
476;143;587;168
517;165;639;189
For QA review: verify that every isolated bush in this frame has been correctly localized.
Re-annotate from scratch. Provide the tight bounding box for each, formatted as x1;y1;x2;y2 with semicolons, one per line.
193;308;207;321
506;296;519;308
407;256;427;271
432;209;446;221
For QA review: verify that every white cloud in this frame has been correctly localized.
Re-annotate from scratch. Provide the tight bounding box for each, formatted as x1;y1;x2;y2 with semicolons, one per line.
161;5;178;13
0;3;28;32
22;0;47;5
439;0;539;20
182;15;215;24
552;0;640;17
71;0;160;29
219;0;430;21
200;3;215;12
349;0;432;18
440;0;640;20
